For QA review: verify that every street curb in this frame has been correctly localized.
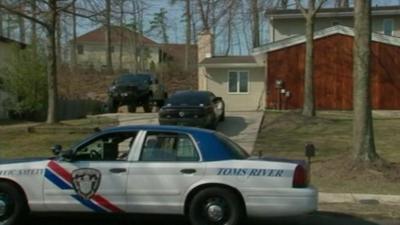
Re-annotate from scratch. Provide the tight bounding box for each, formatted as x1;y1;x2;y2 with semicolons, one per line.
319;192;400;206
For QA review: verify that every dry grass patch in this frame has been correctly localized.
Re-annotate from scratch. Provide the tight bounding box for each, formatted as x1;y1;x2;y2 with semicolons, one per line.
255;111;400;194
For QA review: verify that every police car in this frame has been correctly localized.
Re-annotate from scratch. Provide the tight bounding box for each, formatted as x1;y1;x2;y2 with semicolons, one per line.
0;125;317;225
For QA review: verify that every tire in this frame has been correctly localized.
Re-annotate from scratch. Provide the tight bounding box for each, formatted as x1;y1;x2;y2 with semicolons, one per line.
107;99;118;113
128;103;137;113
219;111;225;122
188;187;244;225
0;182;28;225
143;97;152;113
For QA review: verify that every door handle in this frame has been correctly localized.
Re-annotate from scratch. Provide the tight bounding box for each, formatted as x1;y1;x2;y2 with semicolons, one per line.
110;168;127;174
180;169;196;174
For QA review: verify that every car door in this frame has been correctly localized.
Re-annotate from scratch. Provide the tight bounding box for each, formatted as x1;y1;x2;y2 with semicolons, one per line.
126;131;206;214
43;131;138;213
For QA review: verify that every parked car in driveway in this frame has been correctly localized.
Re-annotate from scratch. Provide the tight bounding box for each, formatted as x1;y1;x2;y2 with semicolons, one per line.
158;91;225;129
0;125;317;225
107;73;156;113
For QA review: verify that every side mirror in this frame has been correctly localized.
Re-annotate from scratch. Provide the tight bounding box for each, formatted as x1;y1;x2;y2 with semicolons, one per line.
51;144;62;155
61;149;74;161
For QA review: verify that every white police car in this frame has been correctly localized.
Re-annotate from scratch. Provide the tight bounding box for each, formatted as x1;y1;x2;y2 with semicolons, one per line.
0;125;317;225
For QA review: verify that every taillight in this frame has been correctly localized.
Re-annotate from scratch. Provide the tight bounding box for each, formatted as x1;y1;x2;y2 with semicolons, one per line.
292;165;308;188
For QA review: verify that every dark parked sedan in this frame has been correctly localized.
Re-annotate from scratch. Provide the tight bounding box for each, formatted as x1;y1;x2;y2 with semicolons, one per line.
158;91;225;129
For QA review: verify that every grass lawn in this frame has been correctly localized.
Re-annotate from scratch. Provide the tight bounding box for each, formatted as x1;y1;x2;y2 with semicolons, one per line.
254;110;400;195
0;117;117;159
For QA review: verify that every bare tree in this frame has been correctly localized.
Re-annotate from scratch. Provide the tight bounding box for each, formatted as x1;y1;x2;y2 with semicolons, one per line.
31;0;37;55
336;0;350;8
184;0;191;71
295;0;327;117
0;0;3;36
18;1;25;43
353;0;379;162
70;0;77;69
280;0;289;9
118;0;125;71
0;0;74;124
105;0;113;73
251;0;260;48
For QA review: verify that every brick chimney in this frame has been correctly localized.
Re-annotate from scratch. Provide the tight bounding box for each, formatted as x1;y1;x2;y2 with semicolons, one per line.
197;29;214;63
197;30;213;90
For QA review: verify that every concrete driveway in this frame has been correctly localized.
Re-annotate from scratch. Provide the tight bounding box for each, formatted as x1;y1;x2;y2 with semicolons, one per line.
91;111;263;154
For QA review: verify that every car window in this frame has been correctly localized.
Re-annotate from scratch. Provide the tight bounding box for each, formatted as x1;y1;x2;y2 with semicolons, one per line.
140;132;199;162
74;132;138;161
215;132;249;159
166;92;211;106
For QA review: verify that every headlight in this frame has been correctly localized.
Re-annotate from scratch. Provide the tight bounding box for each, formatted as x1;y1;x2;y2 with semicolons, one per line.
109;86;117;92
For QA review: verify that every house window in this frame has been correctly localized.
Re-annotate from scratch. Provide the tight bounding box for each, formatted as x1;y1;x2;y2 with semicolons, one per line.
228;71;249;93
77;45;84;54
383;19;394;36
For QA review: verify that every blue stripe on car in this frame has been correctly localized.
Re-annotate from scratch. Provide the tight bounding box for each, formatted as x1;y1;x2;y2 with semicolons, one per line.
71;195;107;213
44;169;72;190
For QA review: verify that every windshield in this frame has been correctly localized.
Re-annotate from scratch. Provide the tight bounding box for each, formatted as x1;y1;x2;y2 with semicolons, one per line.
166;92;211;106
115;74;152;85
215;132;249;159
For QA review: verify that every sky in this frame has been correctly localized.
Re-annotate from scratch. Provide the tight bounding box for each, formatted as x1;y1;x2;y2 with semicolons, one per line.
3;0;400;55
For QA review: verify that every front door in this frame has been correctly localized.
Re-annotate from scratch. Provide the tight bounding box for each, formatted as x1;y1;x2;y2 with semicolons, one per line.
43;131;138;213
127;131;205;214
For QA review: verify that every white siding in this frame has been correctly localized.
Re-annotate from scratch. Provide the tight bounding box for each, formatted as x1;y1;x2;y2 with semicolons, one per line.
205;67;265;111
270;16;400;41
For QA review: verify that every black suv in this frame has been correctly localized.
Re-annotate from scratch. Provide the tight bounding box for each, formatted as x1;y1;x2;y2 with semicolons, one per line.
107;73;154;113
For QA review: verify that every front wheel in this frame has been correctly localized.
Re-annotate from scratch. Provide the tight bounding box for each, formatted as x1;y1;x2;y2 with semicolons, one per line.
188;187;244;225
142;97;152;113
0;182;28;225
128;102;137;113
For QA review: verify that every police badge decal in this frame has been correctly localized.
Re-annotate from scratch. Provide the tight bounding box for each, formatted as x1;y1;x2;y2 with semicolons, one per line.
72;168;102;199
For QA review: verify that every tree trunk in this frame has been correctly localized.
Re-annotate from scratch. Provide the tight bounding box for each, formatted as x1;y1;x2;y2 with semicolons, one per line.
71;1;77;70
336;0;349;8
46;0;58;124
184;0;191;71
105;0;113;73
31;0;37;55
18;2;25;43
119;1;124;71
302;15;316;117
280;0;289;9
56;12;62;66
353;0;379;162
0;0;3;37
251;0;260;48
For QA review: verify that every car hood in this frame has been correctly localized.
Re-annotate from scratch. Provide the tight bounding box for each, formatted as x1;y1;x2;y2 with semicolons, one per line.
0;157;51;165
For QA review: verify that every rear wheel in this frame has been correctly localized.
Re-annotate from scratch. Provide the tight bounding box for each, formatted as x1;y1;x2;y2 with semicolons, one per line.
143;97;152;113
188;187;243;225
128;103;137;113
0;182;28;225
219;111;225;122
107;99;118;113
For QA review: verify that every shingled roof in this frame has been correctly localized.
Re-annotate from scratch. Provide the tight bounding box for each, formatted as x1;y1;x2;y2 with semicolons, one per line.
75;26;158;45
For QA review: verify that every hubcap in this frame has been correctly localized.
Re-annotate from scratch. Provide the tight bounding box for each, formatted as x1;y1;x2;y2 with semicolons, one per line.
0;199;6;217
206;204;224;222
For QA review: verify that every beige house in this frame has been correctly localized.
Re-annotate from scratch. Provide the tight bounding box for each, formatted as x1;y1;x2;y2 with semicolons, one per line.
197;31;265;111
198;6;400;112
74;26;160;71
268;5;400;42
74;26;198;72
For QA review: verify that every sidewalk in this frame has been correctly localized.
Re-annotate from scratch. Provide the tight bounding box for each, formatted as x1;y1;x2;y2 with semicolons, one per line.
319;192;400;205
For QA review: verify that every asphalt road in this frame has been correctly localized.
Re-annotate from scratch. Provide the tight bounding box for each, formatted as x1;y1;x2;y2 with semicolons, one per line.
28;211;400;225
